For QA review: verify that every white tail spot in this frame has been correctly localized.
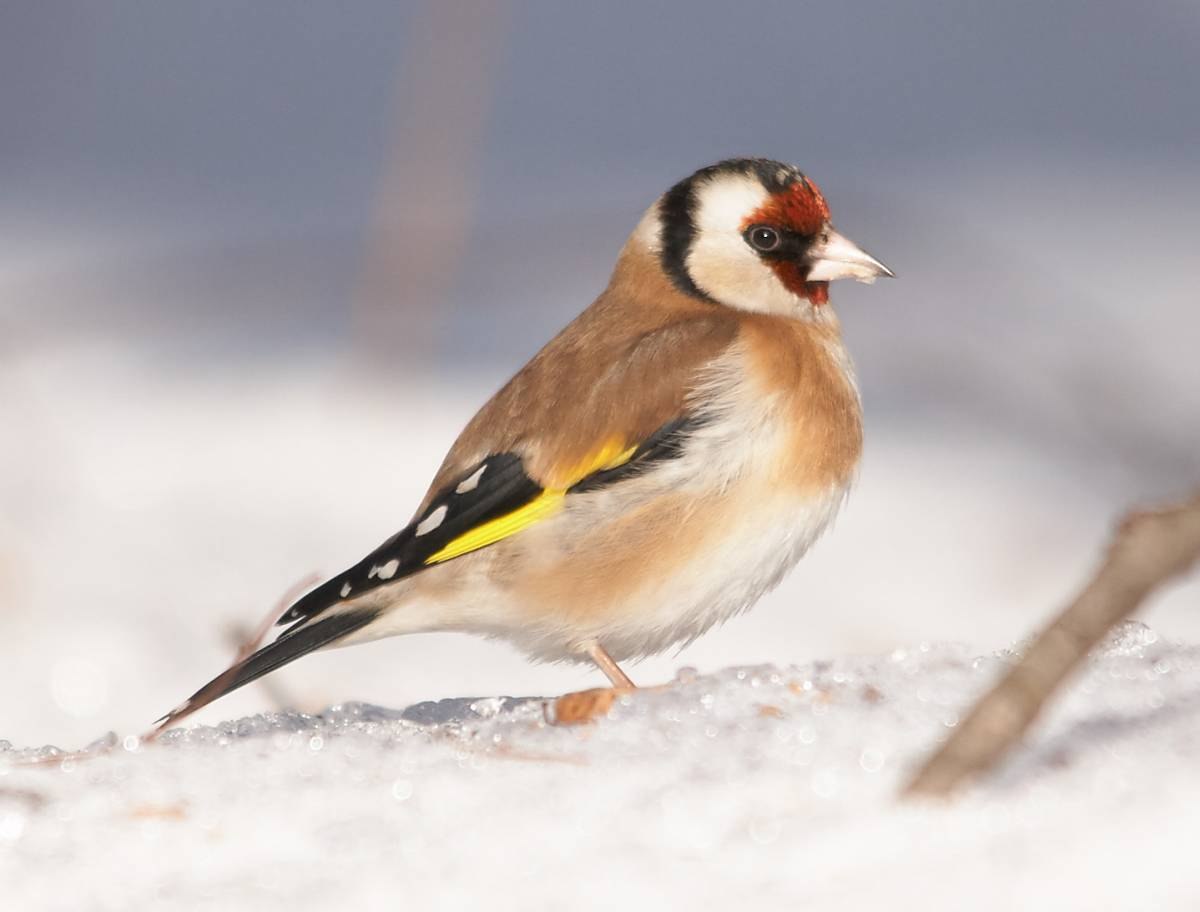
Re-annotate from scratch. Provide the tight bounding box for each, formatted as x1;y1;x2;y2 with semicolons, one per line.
367;559;401;581
416;504;448;536
456;465;487;494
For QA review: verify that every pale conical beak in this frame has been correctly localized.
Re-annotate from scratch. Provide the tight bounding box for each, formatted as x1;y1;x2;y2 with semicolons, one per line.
805;229;895;284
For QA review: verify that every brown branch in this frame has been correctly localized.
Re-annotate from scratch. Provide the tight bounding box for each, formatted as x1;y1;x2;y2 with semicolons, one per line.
227;572;323;666
903;488;1200;799
144;573;321;740
221;572;322;713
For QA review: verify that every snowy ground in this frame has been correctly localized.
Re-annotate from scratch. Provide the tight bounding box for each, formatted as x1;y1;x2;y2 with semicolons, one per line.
2;160;1198;907
2;325;1198;750
3;621;1197;911
3;158;1199;747
4;6;1198;903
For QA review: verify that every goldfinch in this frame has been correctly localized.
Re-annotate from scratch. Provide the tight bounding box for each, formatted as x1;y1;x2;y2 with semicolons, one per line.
158;158;892;729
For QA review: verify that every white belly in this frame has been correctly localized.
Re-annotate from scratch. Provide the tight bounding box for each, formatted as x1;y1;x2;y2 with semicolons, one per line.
350;335;859;665
481;390;854;662
576;484;849;661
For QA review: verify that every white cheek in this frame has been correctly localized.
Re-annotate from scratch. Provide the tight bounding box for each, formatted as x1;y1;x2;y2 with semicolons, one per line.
686;235;803;316
688;172;807;316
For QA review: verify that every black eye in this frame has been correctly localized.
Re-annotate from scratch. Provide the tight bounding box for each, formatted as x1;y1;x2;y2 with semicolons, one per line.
746;225;781;252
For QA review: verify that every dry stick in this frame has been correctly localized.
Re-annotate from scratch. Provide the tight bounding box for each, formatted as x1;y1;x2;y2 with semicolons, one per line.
228;573;323;665
143;573;322;740
903;489;1200;800
223;572;322;711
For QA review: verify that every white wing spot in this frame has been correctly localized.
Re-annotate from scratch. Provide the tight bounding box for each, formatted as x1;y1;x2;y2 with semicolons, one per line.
340;582;352;598
456;465;486;494
416;504;448;536
367;559;400;581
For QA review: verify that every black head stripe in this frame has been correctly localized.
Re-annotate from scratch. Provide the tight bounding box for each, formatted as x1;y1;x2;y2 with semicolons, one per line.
657;158;806;302
745;158;805;194
658;175;712;302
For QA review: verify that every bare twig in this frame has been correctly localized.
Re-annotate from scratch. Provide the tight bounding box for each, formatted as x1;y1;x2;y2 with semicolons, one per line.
144;573;321;740
223;572;322;712
227;572;322;666
903;488;1200;799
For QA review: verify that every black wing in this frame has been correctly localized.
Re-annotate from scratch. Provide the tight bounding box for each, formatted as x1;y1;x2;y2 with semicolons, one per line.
281;414;704;627
280;452;540;625
153;415;703;732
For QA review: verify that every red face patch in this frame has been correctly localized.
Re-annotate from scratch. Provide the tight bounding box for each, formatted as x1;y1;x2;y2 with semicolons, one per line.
768;261;829;306
744;178;830;239
743;178;832;304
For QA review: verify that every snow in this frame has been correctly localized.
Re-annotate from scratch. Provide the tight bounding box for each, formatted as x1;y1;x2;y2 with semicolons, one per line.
3;621;1199;910
2;158;1198;907
2;340;1198;752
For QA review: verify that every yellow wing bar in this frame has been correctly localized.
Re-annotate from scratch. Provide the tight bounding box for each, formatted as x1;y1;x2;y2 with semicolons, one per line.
424;489;564;564
423;440;636;565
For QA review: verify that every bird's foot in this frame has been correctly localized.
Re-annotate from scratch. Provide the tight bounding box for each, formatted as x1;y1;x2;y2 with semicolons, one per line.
547;686;636;726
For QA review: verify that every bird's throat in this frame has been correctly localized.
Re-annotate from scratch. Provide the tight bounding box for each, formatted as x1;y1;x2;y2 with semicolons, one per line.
767;260;831;307
805;281;829;307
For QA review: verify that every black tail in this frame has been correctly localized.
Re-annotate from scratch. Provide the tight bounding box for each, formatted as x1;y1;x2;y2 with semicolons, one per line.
153;610;379;733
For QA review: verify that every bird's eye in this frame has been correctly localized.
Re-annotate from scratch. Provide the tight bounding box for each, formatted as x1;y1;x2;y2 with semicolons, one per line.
746;225;781;252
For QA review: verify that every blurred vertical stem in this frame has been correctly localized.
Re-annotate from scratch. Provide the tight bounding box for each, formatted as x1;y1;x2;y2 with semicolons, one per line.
353;1;511;370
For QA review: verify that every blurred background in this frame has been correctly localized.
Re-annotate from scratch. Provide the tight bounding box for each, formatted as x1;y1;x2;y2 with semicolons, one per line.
2;1;1197;746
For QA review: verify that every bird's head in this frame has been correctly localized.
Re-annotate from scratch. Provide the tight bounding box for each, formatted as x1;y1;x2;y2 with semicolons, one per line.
643;158;892;316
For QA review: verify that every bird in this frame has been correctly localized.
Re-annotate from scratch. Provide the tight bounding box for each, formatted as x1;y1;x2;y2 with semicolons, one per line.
156;157;892;730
